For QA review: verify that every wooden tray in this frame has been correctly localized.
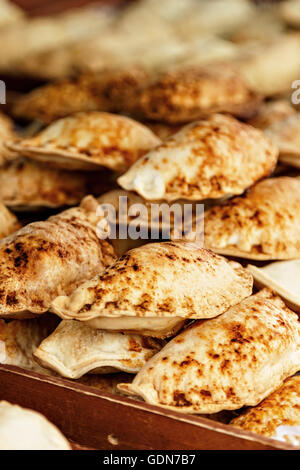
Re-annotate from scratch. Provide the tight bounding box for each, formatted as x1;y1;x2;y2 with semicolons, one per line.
0;364;295;450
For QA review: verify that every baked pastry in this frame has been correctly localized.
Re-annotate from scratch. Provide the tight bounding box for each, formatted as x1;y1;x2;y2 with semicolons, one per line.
0;203;20;238
0;401;70;450
0;316;58;374
34;320;163;378
247;100;296;130
12;67;151;124
0;112;17;166
8;112;161;172
204;177;300;260
0;157;109;210
0;196;116;319
234;34;300;96
118;289;300;414
265;114;300;169
231;376;300;447
248;260;300;313
50;241;252;338
120;65;261;123
118;114;278;201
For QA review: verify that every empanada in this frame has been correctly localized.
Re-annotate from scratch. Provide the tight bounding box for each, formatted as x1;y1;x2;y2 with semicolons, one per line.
7;112;161;172
0;203;20;238
230;376;300;447
0;316;58;374
265;114;300;168
34;320;163;378
0;157;109;210
247;100;296;130
0;401;70;450
248;260;300;313
204;177;300;260
12;67;151;125
118;114;278;201
234;34;300;96
50;242;252;338
120;65;261;123
0;196;116;319
118;289;300;414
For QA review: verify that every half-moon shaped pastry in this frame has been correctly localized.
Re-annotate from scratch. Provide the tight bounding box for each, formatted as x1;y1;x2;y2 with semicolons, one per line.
204;177;300;260
118;289;300;414
0;316;58;374
0;401;70;450
118;114;278;201
265;114;300;169
7;112;161;172
50;242;253;336
0;196;116;319
120;65;261;123
248;260;300;313
34;320;163;378
230;376;300;447
0;157;107;210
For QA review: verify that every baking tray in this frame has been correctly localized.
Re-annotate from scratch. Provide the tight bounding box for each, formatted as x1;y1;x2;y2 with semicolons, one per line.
0;364;296;450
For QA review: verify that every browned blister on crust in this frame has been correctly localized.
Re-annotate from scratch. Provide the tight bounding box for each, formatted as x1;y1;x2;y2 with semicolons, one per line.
265;113;300;168
121;65;261;123
118;114;278;201
12;67;151;125
0;196;116;319
7;112;161;172
205;177;300;260
118;289;300;414
50;241;253;324
34;320;164;378
231;376;300;446
0;316;58;375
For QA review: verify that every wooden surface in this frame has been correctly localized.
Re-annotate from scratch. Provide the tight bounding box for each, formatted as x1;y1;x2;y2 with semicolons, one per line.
0;364;295;450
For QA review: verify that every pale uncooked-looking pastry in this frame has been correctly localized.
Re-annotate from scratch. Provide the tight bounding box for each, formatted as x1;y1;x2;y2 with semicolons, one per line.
118;289;300;414
0;316;58;374
248;260;300;313
50;241;252;338
0;196;116;319
231;376;300;447
0;401;70;450
7;112;161;172
204;177;300;260
34;320;163;378
118;114;278;201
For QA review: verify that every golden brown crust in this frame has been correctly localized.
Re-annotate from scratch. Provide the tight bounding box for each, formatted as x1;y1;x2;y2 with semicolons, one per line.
121;65;262;123
231;376;300;445
50;241;253;322
0;196;116;318
12;67;151;124
118;114;278;201
0;157;95;209
205;177;300;260
8;112;161;172
118;289;300;414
